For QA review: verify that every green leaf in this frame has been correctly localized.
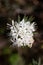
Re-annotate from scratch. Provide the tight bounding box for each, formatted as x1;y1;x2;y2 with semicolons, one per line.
29;16;34;22
24;16;28;22
18;15;20;22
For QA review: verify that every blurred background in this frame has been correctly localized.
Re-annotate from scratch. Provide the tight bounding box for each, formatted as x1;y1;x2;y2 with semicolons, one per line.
0;0;43;65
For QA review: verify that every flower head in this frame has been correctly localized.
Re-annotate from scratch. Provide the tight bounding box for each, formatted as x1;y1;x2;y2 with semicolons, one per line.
7;18;35;48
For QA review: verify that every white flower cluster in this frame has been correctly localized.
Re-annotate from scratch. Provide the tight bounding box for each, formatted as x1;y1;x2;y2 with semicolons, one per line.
7;19;35;48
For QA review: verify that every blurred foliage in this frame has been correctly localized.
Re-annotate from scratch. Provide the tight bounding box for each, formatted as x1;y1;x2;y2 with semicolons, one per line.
9;53;24;65
0;28;5;34
2;47;24;65
32;57;41;65
1;46;42;65
1;46;24;65
2;47;11;54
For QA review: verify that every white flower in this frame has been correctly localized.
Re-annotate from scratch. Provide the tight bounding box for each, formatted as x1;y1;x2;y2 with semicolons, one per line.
7;18;35;48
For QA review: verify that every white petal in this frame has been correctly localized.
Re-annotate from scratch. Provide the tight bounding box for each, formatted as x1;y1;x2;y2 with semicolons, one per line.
12;20;14;26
